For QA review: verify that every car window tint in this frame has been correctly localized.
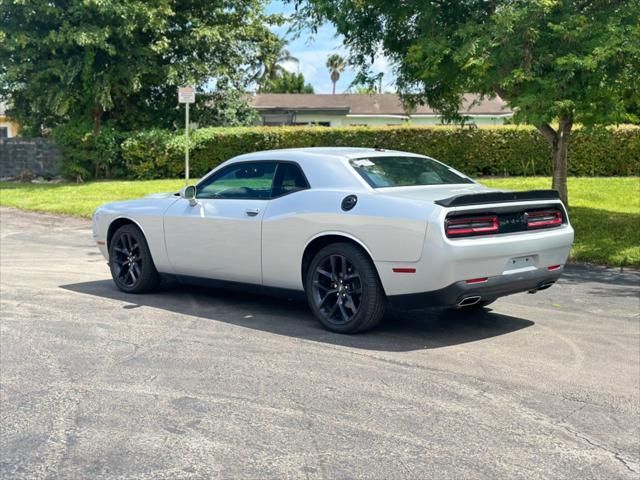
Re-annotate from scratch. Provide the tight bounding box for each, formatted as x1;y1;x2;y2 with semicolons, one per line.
197;162;277;199
272;163;308;196
350;156;473;188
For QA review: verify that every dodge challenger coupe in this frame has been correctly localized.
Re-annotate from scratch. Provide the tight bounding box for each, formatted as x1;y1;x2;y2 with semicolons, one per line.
93;147;574;333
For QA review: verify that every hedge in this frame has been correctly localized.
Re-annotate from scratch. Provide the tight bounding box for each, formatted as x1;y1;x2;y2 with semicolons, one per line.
119;125;640;179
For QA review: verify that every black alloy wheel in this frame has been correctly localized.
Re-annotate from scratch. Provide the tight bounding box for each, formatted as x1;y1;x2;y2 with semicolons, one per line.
306;243;385;333
109;224;160;293
112;232;142;288
312;253;362;326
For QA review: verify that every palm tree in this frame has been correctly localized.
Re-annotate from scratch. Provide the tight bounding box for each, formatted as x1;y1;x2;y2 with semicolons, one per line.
252;37;299;88
326;54;346;94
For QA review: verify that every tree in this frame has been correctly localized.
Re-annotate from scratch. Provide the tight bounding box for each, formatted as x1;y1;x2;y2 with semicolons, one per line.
259;71;314;93
350;72;384;94
350;85;377;94
293;0;640;205
0;0;279;134
194;89;259;127
326;54;346;95
251;36;299;88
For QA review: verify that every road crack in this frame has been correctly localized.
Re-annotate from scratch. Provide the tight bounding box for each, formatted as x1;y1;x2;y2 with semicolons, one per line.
562;425;639;474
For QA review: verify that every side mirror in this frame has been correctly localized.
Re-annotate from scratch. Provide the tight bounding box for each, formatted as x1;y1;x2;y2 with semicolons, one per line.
179;185;198;206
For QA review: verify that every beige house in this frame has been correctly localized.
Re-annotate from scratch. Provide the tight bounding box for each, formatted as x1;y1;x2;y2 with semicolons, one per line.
251;93;512;127
0;102;19;138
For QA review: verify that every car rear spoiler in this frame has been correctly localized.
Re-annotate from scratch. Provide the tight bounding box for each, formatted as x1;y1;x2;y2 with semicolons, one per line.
435;190;561;207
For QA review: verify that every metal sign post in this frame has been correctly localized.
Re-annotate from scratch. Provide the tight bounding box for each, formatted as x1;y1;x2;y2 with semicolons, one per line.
178;86;196;183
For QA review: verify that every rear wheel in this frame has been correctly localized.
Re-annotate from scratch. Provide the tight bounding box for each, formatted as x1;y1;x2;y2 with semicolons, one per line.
305;243;385;333
109;224;160;293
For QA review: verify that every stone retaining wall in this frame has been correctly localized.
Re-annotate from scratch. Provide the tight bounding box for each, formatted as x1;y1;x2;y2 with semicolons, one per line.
0;138;61;178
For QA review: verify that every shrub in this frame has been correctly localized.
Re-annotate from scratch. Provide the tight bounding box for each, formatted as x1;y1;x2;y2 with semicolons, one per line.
121;129;183;179
53;121;128;181
84;124;640;180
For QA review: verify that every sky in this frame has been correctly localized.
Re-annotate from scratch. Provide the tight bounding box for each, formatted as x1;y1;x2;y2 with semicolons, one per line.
265;1;395;94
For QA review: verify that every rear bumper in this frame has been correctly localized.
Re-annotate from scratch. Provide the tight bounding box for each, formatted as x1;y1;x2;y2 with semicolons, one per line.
376;222;573;295
387;266;564;310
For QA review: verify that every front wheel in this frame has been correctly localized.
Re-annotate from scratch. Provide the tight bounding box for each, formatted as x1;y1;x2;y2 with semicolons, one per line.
305;243;386;333
109;224;160;293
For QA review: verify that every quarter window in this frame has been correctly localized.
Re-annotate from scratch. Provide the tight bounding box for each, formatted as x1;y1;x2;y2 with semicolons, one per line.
272;163;309;197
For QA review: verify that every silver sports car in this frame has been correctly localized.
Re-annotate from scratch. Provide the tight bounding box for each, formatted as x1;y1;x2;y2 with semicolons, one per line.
93;147;574;333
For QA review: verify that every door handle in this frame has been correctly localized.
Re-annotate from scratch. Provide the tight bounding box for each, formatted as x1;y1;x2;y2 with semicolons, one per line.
245;208;260;217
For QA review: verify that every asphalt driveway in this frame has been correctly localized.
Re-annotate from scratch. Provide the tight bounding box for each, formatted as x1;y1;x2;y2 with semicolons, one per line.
1;206;638;479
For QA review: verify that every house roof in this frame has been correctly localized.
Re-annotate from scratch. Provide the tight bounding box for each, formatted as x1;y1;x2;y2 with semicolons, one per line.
251;93;511;116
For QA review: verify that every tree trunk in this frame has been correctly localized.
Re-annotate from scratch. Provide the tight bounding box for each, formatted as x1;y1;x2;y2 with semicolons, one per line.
332;81;336;95
92;106;103;135
551;123;570;207
535;116;573;207
92;106;104;179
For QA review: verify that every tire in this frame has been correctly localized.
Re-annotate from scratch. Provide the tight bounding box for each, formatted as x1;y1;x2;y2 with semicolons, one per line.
108;223;160;294
305;242;386;333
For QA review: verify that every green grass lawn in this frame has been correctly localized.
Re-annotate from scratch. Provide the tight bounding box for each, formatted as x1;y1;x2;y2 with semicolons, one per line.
1;177;638;267
483;178;639;267
0;179;185;217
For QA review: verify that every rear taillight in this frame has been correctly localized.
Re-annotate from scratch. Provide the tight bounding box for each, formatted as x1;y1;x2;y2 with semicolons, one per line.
526;210;562;229
446;215;499;237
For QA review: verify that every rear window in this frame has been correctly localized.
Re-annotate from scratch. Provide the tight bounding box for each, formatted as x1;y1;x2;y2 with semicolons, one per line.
350;156;473;188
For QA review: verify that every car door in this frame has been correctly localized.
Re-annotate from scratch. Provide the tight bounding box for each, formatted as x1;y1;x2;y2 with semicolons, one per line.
163;161;277;284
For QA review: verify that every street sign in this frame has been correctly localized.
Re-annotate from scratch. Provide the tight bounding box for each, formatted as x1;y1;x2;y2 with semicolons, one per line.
178;86;195;104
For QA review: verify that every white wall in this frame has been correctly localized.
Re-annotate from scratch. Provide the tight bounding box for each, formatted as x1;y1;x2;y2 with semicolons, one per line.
292;114;408;127
260;112;511;127
409;116;509;126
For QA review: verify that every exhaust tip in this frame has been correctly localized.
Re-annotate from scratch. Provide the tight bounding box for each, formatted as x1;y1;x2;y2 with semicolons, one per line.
457;296;482;308
537;280;556;291
528;280;556;294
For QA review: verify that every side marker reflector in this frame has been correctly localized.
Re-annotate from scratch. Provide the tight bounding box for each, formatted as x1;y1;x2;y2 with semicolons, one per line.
465;277;488;284
547;265;561;271
393;268;416;273
97;240;106;245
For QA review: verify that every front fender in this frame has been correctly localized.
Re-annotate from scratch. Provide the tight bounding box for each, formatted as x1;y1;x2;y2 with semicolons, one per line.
92;197;180;272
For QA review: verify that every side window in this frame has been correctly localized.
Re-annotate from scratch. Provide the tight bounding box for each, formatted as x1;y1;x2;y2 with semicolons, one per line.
197;162;277;199
272;163;309;197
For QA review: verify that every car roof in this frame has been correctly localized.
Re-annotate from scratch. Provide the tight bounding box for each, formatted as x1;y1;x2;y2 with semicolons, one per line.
216;147;431;191
230;147;427;164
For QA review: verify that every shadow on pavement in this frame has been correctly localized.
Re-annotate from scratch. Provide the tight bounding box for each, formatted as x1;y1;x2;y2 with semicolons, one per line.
556;265;640;300
61;280;534;352
561;264;640;287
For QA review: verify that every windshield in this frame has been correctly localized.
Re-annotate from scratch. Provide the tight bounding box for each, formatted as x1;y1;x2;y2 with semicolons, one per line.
350;156;473;188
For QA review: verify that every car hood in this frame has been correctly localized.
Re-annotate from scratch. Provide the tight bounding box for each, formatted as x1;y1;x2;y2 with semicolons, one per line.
144;192;178;199
375;183;499;203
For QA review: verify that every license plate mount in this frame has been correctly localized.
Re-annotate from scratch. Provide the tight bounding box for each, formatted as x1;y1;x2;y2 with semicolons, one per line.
504;255;538;274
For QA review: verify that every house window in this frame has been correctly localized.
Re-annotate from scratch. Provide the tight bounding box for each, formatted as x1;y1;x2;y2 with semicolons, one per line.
293;121;331;127
0;127;8;139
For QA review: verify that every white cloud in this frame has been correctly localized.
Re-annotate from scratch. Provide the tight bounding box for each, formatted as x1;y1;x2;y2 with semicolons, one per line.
280;60;300;74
